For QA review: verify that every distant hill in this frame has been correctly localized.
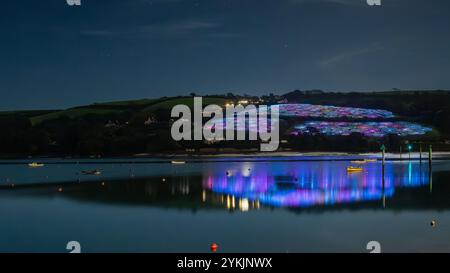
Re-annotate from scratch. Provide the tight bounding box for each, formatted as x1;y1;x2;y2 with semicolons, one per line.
28;96;230;125
0;110;58;119
0;91;449;157
29;98;163;125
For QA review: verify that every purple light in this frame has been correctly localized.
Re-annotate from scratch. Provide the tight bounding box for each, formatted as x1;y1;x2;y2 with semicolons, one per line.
277;104;395;119
292;121;432;137
203;162;428;208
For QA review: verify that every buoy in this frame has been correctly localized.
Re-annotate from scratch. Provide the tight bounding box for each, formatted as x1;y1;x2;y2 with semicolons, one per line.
431;220;437;227
101;182;105;186
210;243;218;253
162;178;166;182
58;187;63;192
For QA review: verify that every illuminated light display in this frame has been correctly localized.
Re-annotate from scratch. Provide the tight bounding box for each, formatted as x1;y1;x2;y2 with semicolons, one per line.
292;121;432;137
276;104;395;119
202;104;429;138
203;161;429;208
203;103;396;134
203;116;275;133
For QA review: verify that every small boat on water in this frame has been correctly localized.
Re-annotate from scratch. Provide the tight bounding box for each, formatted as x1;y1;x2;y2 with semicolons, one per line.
350;160;367;164
347;166;363;173
28;162;44;168
350;159;377;164
171;160;186;165
82;169;102;176
364;159;377;163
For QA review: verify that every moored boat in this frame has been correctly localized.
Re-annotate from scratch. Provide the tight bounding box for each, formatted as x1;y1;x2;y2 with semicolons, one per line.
364;159;377;163
171;160;186;165
82;169;102;176
347;166;363;173
350;160;366;164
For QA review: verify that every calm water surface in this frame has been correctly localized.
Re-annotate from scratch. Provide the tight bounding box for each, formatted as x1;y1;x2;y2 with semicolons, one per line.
1;157;450;253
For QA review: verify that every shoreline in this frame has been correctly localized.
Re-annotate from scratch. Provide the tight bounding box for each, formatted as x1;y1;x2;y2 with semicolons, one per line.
1;151;450;164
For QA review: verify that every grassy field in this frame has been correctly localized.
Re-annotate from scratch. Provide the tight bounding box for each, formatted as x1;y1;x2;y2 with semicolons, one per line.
30;108;122;125
93;98;158;107
141;97;230;113
28;96;230;125
29;98;160;125
0;110;58;118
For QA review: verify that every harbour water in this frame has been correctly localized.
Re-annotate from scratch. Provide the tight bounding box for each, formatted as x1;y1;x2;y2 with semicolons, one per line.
0;157;449;253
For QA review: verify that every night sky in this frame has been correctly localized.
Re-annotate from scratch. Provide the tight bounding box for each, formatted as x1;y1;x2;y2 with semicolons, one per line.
1;0;450;110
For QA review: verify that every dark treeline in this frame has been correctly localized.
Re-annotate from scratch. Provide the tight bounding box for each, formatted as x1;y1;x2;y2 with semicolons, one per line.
0;90;449;157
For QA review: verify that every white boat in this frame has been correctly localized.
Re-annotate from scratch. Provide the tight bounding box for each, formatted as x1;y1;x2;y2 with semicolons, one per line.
171;160;186;165
28;162;44;168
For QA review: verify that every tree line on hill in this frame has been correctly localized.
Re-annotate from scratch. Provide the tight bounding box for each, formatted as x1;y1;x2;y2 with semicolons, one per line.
0;90;449;157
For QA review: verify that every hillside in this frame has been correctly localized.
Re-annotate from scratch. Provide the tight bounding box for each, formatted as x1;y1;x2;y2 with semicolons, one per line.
0;91;449;157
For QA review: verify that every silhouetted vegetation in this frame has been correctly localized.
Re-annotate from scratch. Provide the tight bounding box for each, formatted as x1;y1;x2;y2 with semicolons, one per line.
0;91;449;157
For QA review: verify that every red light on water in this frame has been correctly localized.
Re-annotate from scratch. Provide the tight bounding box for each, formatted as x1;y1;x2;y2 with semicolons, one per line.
210;243;218;252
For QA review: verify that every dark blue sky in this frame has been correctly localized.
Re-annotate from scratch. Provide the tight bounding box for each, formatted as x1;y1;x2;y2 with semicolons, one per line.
1;0;450;110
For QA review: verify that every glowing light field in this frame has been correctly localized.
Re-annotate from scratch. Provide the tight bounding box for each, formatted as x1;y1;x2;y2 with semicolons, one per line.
277;104;395;119
292;121;432;137
202;104;431;138
204;116;275;133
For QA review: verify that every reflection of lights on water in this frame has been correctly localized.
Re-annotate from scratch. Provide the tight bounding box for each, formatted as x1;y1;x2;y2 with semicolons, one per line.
242;164;252;177
239;198;249;212
221;194;255;212
408;163;412;184
203;162;429;209
168;182;191;196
